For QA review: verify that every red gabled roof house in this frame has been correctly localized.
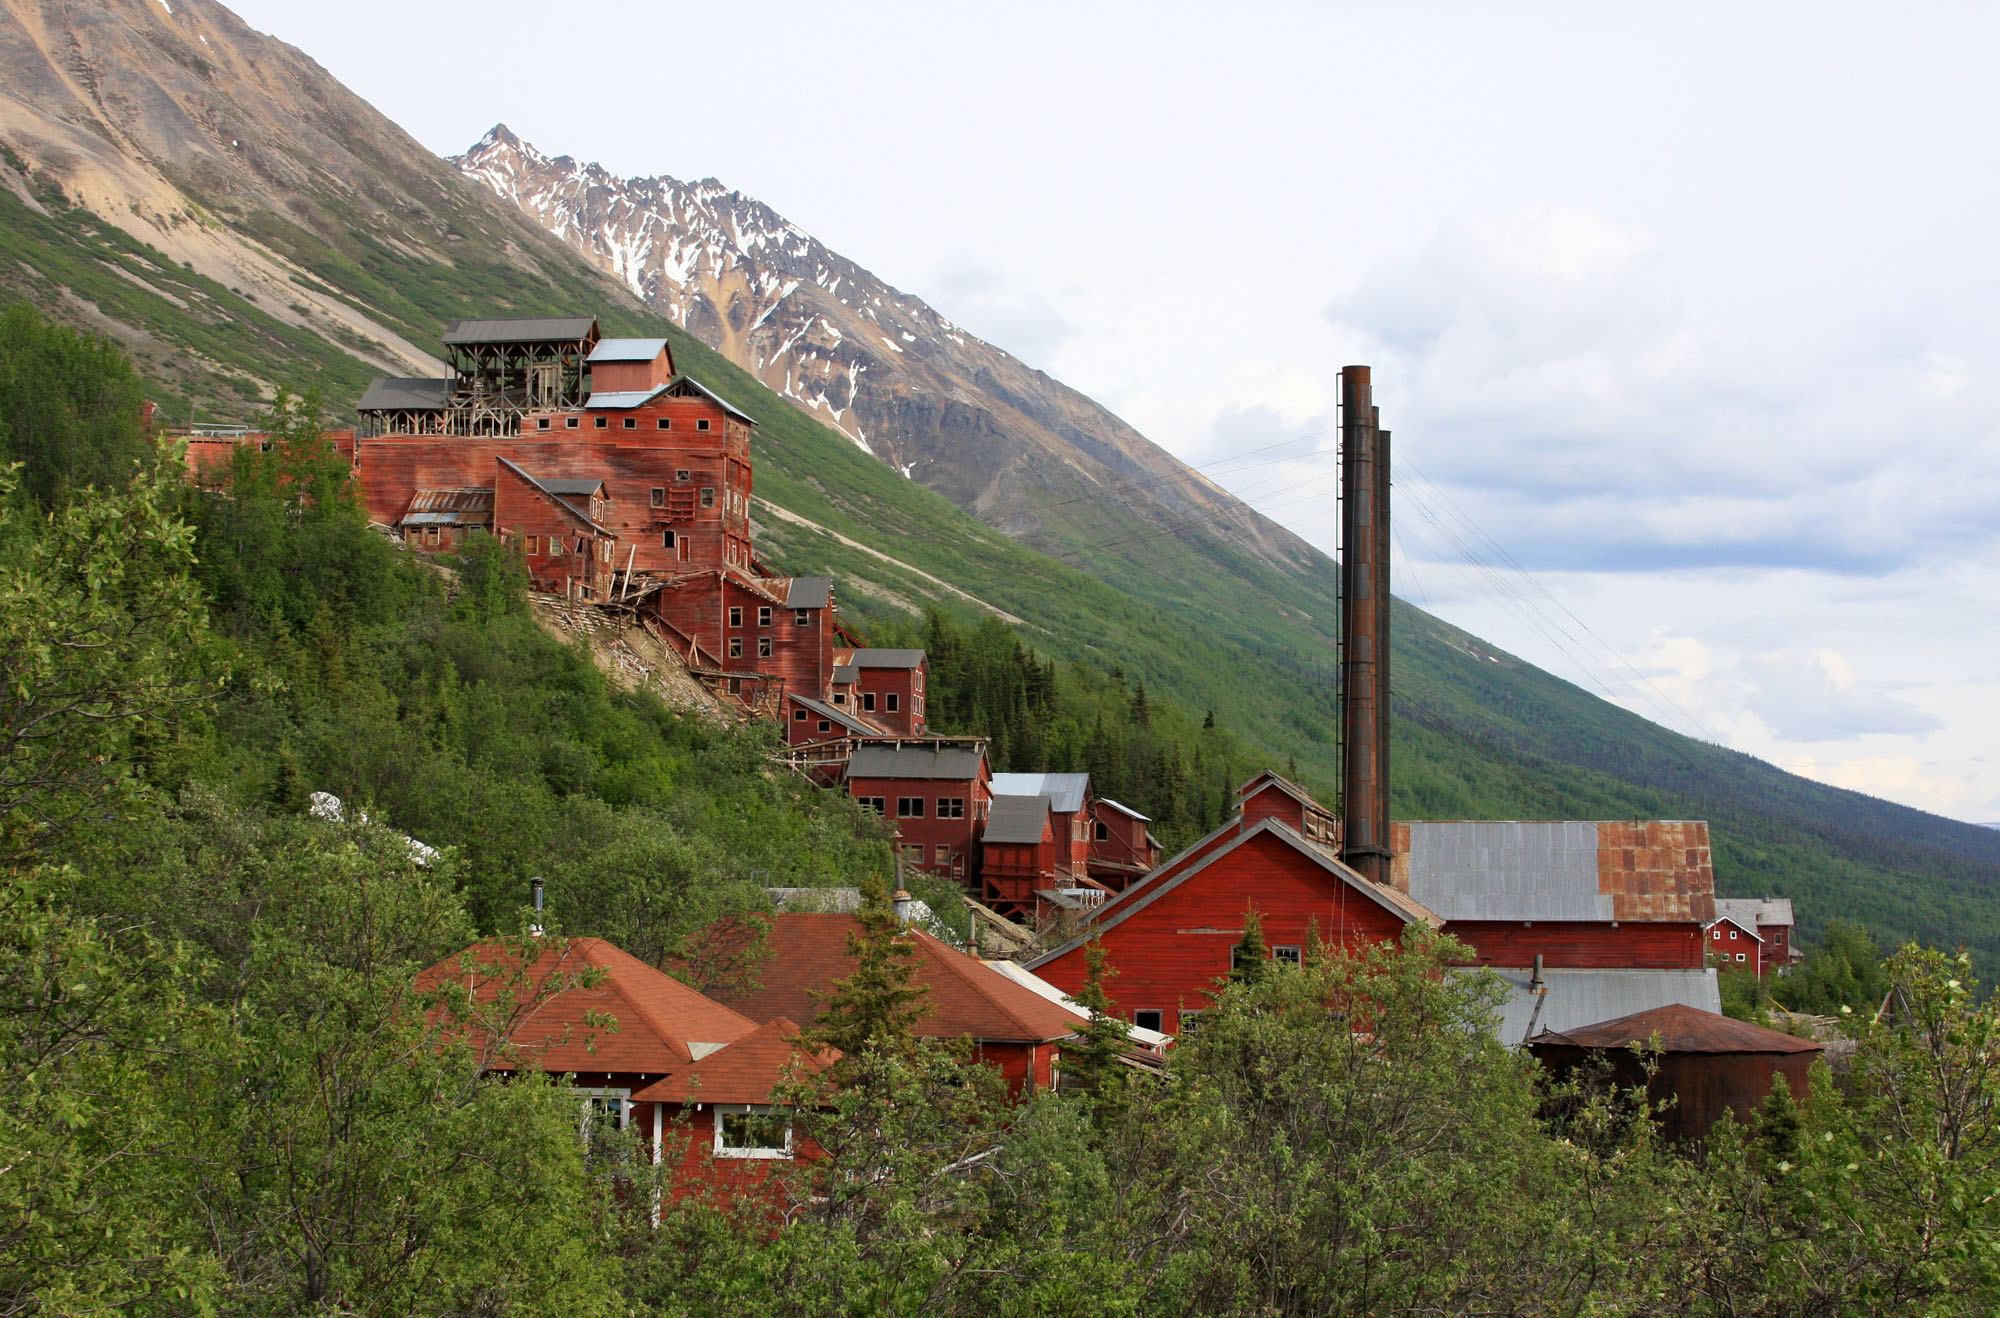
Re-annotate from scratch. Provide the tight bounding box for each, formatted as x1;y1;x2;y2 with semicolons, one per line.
704;913;1079;1095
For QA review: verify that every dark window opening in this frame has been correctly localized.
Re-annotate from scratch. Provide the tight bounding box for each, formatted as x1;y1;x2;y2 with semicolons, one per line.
565;417;579;429
897;798;924;819
623;416;637;429
697;418;711;431
656;418;671;430
1133;1010;1164;1032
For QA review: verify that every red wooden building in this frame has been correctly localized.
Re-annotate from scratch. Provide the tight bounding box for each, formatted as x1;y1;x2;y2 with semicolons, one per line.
1029;817;1443;1036
846;741;991;881
990;773;1092;879
1708;898;1797;977
979;793;1058;916
355;314;869;708
705;913;1078;1096
1087;797;1161;886
834;648;928;736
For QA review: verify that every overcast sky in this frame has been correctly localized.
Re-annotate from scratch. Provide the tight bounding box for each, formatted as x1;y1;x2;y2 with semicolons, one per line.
225;0;2000;824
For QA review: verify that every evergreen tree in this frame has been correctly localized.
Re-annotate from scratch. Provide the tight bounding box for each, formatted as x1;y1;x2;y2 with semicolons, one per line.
1231;902;1270;985
806;876;931;1073
1066;941;1130;1106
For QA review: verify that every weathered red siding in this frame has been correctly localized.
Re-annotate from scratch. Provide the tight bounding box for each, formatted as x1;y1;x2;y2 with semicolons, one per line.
852;663;926;736
848;774;988;880
1445;920;1705;970
354;400;752;577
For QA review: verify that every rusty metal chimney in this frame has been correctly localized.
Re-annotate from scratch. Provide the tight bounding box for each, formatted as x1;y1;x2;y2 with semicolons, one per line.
1339;366;1392;886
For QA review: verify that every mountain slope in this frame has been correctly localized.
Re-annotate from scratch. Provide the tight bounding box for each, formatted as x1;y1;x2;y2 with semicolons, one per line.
3;0;1998;970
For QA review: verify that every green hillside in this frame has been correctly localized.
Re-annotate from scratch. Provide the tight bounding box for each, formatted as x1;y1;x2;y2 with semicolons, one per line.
5;148;1997;971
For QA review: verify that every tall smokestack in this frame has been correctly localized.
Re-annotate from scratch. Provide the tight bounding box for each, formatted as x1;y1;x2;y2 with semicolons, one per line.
1340;366;1392;885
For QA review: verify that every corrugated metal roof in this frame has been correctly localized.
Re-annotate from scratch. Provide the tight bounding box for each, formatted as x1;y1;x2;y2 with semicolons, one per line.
1533;1001;1821;1055
785;577;832;609
443;316;597;345
991;772;1091;815
1096;797;1151;823
1407;821;1610;922
358;376;451;411
1467;967;1722;1042
1714;897;1793;929
848;742;985;781
985;794;1054;844
787;694;873;736
584;386;669;410
401;488;493;526
588;337;670;363
849;648;925;670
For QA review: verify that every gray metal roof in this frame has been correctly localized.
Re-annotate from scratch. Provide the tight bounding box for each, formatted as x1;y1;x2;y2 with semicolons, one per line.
788;694;872;736
1712;897;1793;930
832;665;858;684
443;316;597;345
1465;966;1722;1043
847;743;986;781
584;386;669;410
538;478;606;496
991;772;1091;815
849;648;925;670
1096;797;1151;823
588;337;670;363
785;577;832;609
1405;821;1611;922
985;794;1055;844
357;377;451;411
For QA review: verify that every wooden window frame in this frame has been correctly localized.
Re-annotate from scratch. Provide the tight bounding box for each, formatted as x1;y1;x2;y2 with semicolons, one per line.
897;797;925;819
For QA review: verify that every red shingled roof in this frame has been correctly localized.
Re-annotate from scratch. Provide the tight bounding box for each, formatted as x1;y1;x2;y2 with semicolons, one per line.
417;936;758;1074
1532;1002;1822;1055
633;1017;836;1105
708;915;1079;1044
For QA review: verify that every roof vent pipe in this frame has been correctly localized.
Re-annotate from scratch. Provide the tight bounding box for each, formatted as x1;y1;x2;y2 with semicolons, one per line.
893;888;913;925
530;876;545;937
1521;953;1549;1045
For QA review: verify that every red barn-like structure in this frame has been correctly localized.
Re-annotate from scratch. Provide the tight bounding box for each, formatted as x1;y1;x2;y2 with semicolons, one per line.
1030;817;1443;1036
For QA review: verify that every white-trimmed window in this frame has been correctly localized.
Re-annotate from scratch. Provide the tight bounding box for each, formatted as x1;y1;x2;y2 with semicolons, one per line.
795;609;811;626
1274;945;1302;965
1736;952;1747;962
714;1105;791;1159
1133;1009;1164;1033
898;797;925;818
758;606;771;627
729;606;743;627
886;693;899;713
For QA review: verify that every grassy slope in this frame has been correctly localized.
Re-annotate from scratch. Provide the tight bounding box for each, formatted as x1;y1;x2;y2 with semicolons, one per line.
6;162;1997;968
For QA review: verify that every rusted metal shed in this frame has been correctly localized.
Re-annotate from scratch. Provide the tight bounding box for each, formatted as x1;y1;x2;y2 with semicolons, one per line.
1528;1002;1822;1141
